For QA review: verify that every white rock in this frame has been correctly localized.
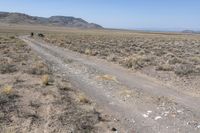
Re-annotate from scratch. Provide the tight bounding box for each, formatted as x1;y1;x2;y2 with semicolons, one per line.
147;110;152;114
177;110;183;114
162;111;169;116
143;114;149;118
126;94;131;98
132;119;136;124
155;116;162;120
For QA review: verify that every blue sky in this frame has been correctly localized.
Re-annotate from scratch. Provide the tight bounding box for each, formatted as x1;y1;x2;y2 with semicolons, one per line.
0;0;199;31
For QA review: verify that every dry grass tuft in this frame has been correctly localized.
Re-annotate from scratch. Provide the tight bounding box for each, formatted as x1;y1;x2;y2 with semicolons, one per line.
85;48;92;55
2;85;13;95
41;74;49;85
77;93;90;103
123;54;149;69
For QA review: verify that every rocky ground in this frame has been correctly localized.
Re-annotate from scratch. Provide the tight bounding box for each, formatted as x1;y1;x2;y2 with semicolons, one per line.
0;33;117;133
39;30;200;96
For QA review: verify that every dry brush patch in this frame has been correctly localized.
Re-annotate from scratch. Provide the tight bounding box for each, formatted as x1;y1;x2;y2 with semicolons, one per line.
38;31;200;94
41;31;200;77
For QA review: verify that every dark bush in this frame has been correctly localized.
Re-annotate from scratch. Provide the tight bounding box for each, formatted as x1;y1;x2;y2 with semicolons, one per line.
174;64;195;76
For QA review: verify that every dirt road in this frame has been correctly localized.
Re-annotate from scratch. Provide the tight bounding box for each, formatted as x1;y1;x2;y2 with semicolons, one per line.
21;36;200;133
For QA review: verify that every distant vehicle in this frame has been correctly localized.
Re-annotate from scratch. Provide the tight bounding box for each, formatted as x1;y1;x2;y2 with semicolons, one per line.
38;33;45;38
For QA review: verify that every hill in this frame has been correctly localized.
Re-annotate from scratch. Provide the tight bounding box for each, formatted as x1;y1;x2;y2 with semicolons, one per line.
0;12;103;29
182;30;200;34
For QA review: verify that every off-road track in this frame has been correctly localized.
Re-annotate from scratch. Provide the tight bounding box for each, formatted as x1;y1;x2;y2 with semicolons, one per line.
21;36;200;133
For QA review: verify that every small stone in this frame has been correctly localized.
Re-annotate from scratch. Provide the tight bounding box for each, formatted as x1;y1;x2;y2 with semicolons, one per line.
126;94;130;98
162;111;169;116
147;110;152;114
155;116;162;120
177;110;183;114
197;125;200;128
143;114;148;118
132;119;136;124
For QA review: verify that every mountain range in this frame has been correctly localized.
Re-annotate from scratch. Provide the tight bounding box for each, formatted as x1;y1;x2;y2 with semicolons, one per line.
0;12;103;29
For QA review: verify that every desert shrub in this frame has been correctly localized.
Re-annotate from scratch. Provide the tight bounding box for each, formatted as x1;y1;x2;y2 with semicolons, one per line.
91;50;98;56
38;33;45;38
0;64;17;74
153;48;167;56
78;93;90;103
9;36;15;39
174;64;195;76
27;62;49;75
123;55;151;69
189;56;200;64
57;81;72;91
0;86;19;124
156;63;173;71
106;54;117;62
28;67;49;75
138;50;146;55
168;57;183;65
196;66;200;74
